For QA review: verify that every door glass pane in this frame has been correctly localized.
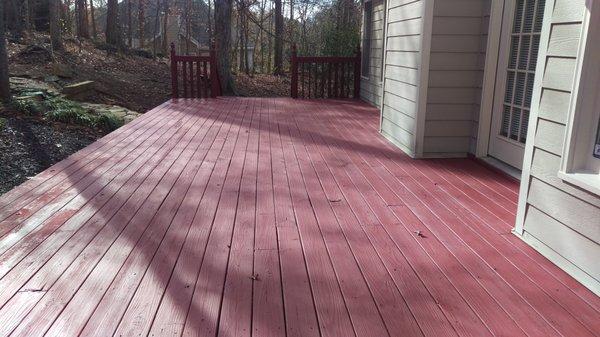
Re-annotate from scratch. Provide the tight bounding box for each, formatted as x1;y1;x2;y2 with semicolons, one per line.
500;0;545;144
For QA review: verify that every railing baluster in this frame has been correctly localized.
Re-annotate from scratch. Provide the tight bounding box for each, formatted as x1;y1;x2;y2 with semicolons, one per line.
343;61;347;98
314;63;318;98
321;62;325;98
169;42;219;99
189;61;194;98
182;60;188;98
203;61;208;98
328;63;332;98
196;61;201;98
286;45;362;100
308;62;312;98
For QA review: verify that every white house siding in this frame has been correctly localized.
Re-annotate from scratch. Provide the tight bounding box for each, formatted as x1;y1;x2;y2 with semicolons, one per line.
422;0;490;157
360;0;386;107
380;0;425;156
518;0;600;294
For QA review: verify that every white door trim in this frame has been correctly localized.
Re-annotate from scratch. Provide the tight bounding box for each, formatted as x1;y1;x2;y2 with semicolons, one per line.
476;0;506;158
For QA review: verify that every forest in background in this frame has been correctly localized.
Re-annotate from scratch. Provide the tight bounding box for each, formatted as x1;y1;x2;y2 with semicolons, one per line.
0;0;362;97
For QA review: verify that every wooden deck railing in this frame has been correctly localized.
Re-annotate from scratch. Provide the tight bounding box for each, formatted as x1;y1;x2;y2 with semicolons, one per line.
290;44;361;99
170;42;222;99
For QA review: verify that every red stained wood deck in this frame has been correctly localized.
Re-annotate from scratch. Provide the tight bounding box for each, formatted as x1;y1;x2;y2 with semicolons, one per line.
0;97;598;337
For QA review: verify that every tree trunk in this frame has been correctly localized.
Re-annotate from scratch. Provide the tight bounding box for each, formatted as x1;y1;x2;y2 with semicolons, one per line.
185;0;191;54
237;5;243;72
161;0;169;55
138;0;145;48
76;0;90;38
106;0;122;46
258;0;264;73
49;0;63;50
90;0;97;38
9;0;23;39
214;0;233;93
267;1;272;73
127;0;133;46
243;11;250;74
0;0;11;102
23;0;32;31
207;0;212;41
289;0;293;42
152;0;160;55
273;0;283;75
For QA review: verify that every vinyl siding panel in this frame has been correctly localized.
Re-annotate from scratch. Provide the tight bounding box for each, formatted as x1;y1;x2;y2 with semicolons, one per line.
380;0;424;156
520;0;600;294
422;0;490;156
360;0;386;107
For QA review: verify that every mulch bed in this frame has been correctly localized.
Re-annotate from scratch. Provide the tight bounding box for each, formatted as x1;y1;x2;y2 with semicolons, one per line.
0;113;101;195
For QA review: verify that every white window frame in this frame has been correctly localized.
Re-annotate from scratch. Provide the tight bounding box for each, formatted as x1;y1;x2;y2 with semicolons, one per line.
559;0;600;196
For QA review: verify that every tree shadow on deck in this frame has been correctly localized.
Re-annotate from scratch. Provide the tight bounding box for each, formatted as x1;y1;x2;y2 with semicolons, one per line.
0;96;521;337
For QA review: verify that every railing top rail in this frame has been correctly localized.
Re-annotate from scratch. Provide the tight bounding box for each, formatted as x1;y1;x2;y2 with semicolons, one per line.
296;56;358;63
171;55;212;62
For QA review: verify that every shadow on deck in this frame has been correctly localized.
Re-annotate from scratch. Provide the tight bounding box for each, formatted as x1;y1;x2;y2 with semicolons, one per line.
0;97;597;337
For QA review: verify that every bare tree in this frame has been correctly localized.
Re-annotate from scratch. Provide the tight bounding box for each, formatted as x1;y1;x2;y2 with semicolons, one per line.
8;0;23;39
273;0;283;75
214;0;234;93
76;0;90;38
152;0;161;55
49;0;63;50
161;0;170;54
0;0;11;102
207;0;213;41
127;0;133;46
138;0;145;48
106;0;122;46
90;0;98;38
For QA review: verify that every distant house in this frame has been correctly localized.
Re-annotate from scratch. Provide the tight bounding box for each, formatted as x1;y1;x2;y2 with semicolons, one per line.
146;11;207;55
361;0;600;295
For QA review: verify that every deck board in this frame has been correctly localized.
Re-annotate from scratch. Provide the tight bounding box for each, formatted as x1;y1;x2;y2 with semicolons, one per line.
0;97;597;337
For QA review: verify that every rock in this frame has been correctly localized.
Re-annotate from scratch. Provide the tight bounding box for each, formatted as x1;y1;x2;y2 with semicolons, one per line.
62;81;95;98
79;102;141;125
9;77;60;95
52;63;75;78
44;75;60;82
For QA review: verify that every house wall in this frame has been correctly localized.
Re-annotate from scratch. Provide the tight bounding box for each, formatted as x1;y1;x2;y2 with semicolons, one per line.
422;0;490;157
379;0;427;156
360;0;386;107
517;0;600;295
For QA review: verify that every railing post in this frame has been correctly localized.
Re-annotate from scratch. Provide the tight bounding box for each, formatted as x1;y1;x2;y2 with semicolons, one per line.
209;40;221;98
170;43;179;99
354;44;361;99
291;44;298;99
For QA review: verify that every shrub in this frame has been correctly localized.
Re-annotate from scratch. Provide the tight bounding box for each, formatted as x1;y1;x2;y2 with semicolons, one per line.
96;113;123;132
12;99;43;115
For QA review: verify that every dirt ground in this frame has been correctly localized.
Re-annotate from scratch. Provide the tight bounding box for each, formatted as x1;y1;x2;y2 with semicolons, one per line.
8;34;172;113
0;113;100;195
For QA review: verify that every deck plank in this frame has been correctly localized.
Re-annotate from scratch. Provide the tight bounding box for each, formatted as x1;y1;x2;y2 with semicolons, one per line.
321;101;597;336
4;100;222;337
0;97;597;337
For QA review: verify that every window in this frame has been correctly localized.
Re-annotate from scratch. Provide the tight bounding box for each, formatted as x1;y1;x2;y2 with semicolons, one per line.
361;1;373;78
559;3;600;195
500;0;546;144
